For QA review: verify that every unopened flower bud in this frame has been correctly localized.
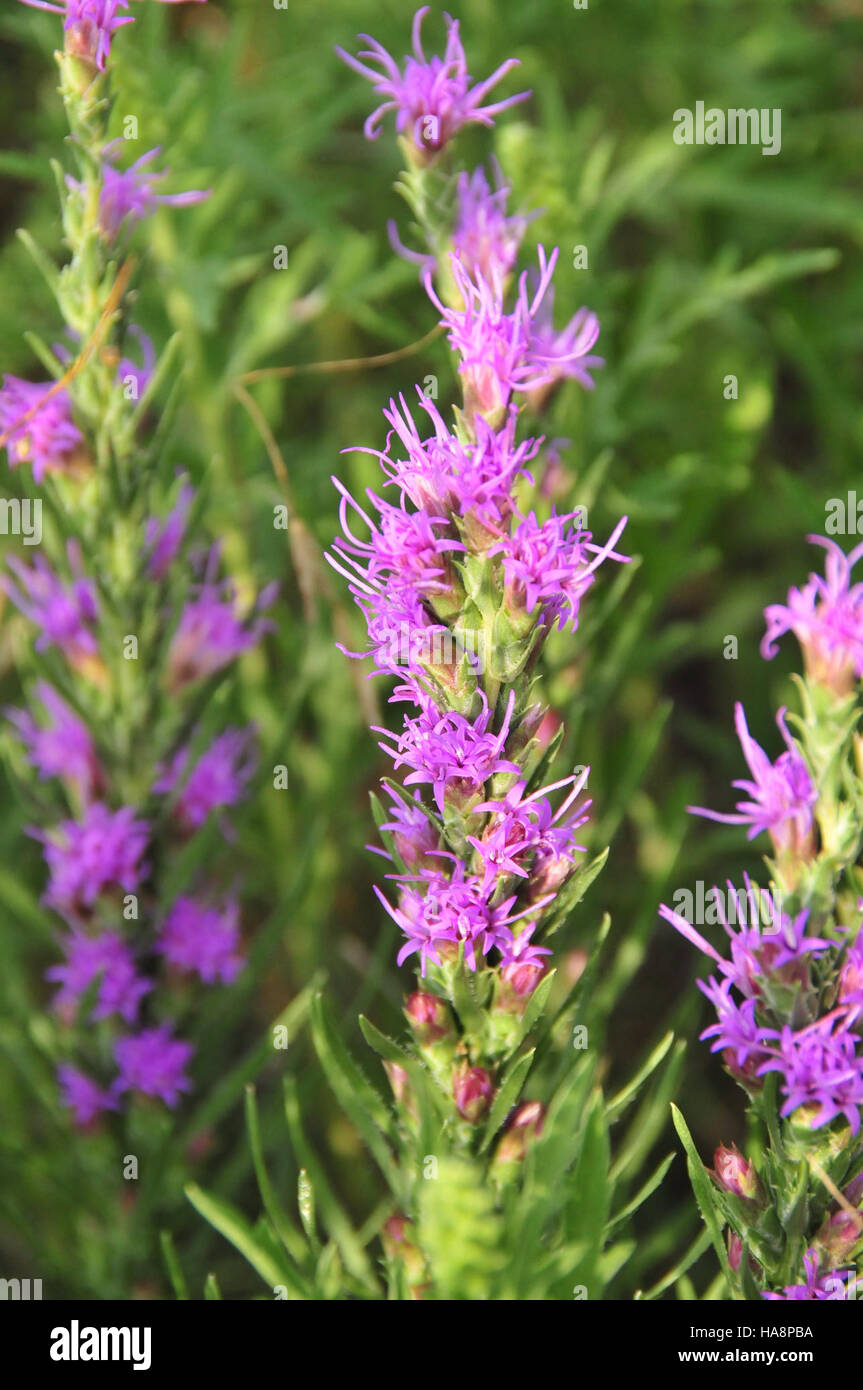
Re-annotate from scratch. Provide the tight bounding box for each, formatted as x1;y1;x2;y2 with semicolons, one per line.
382;1214;427;1294
453;1063;493;1122
816;1208;863;1265
405;992;453;1045
494;1100;545;1165
713;1144;762;1202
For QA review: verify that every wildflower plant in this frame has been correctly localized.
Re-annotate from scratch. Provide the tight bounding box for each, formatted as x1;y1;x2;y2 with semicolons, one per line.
189;8;684;1303
663;536;863;1300
2;0;276;1190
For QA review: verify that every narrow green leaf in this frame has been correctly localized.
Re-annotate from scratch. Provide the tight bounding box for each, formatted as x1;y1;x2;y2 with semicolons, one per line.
185;1183;311;1299
670;1104;735;1294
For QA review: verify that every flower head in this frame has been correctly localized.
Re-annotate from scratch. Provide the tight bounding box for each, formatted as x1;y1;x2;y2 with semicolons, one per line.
0;376;84;481
38;802;149;917
3;543;100;674
166;552;275;692
57;1064;120;1126
153;726;256;832
426;247;602;424
757;1010;863;1135
114;1025;193;1107
8;681;101;801
375;689;520;814
144;478;194;580
763;1249;850;1300
492;509;629;632
70;142;209;243
47;930;151;1023
157;896;243;984
336;7;529;158
688;703;817;859
763;536;863;695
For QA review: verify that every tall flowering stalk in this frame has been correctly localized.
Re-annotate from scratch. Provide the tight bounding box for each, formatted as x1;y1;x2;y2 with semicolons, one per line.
3;3;273;1130
663;536;863;1300
322;9;631;1297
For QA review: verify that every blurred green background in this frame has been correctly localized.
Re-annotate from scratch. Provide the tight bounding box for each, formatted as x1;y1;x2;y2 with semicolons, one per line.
0;0;862;1297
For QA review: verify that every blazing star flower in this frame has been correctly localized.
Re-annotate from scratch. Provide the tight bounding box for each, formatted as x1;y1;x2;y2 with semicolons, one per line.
67;142;209;243
376;788;440;867
375;689;520;814
762;1250;849;1301
492;509;630;632
371;394;540;534
18;1;134;72
47;930;151;1023
38;802;149;917
336;7;529;156
696;976;773;1080
0;376;84;481
426;247;602;423
57;1064;120;1126
757;1010;863;1135
2;543;100;673
660;890;830;1003
375;860;537;974
157;896;243;984
114;1025;193;1107
165;552;275;693
688;703;817;859
18;1;206;73
762;536;863;695
329;476;465;601
451;164;531;282
7;681;101;801
153;727;256;833
470;769;590;895
144;477;194;580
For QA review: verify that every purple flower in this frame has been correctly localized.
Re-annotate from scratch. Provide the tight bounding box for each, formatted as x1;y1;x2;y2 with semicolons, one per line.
375;860;536;974
375;689;520;814
18;1;134;72
157;896;243;984
0;376;84;481
757;1009;863;1135
696;976;772;1080
688;703;817;859
114;1025;193;1107
19;1;207;72
763;536;863;696
3;543;100;676
470;769;590;896
425;247;602;423
451;164;532;282
144;477;194;580
166;553;275;692
336;7;529;157
763;1250;850;1300
377;788;440;868
47;930;151;1023
329;476;465;601
152;726;256;832
491;509;630;632
372;394;540;534
57;1064;120;1126
661;890;830;1002
68;142;209;243
38;802;149;917
7;681;102;801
